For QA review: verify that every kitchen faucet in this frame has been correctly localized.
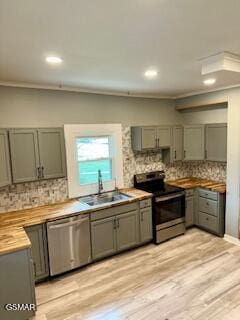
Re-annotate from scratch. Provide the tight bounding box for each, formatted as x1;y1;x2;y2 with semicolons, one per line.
98;169;104;194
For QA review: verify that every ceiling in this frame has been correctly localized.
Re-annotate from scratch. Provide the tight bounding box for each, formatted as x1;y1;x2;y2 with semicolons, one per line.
1;0;240;98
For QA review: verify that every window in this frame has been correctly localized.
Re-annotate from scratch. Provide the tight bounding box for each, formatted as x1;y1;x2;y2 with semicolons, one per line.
64;124;123;198
76;137;112;185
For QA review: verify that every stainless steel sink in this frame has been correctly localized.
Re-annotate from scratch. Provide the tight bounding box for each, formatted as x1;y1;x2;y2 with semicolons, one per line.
79;191;131;207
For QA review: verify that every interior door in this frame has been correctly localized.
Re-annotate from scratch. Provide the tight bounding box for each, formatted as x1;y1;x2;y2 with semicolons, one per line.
0;130;11;187
38;128;66;179
141;127;157;149
9;129;40;183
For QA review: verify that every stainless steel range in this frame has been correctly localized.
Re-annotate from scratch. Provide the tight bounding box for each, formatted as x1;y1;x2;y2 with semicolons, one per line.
134;171;185;244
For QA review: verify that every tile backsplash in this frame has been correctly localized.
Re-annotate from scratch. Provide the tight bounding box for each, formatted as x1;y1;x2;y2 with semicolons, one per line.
0;126;226;213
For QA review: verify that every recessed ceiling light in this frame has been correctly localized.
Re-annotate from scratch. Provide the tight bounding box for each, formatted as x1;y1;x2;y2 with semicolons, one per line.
203;78;216;86
46;56;63;64
144;69;158;79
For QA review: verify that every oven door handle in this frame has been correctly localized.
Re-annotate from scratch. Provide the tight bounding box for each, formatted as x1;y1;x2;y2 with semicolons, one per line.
155;192;185;202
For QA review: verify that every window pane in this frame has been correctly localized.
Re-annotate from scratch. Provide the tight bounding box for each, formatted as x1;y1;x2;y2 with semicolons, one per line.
76;137;110;161
78;160;112;185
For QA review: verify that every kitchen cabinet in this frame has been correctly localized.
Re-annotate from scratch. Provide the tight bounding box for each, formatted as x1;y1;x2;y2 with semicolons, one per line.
139;206;153;242
185;189;194;228
0;130;12;187
195;188;225;236
184;125;205;160
0;248;36;320
172;126;183;161
25;224;49;282
117;211;139;251
9;128;66;183
131;126;172;151
91;202;140;261
205;123;227;162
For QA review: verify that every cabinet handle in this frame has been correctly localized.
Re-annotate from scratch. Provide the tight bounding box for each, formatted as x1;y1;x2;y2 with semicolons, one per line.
41;166;44;178
174;150;177;159
141;212;144;222
205;150;207;158
113;219;117;229
37;167;41;179
155;138;158;148
33;262;36;277
158;138;160;148
184;150;186;159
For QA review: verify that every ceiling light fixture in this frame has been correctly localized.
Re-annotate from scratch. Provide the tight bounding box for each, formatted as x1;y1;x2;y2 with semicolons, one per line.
144;69;158;79
46;56;63;64
203;78;216;86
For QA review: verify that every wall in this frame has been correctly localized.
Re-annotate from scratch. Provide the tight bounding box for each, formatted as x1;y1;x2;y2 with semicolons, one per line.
176;87;240;240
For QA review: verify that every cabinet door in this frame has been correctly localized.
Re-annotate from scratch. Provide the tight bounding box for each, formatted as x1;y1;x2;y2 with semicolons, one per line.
9;129;40;183
141;127;157;149
116;210;139;251
172;126;183;161
38;128;66;179
91;216;117;260
0;130;11;187
157;126;171;148
206;123;227;162
184;125;205;160
140;207;153;243
25;224;49;282
185;197;194;227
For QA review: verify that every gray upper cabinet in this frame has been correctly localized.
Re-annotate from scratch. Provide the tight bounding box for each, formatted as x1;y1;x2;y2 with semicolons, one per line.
172;126;183;161
184;125;205;160
131;126;171;151
9;129;40;183
205;123;227;162
157;126;172;148
9;128;66;183
116;210;139;251
38;128;66;179
0;130;11;187
25;224;49;282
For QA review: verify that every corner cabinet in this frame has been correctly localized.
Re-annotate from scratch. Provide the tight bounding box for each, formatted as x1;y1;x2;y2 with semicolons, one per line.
0;130;12;187
183;125;205;160
25;224;49;282
131;126;172;151
205;123;227;162
9;128;66;183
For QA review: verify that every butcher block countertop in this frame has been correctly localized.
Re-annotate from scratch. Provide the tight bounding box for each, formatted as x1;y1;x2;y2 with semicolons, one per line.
167;177;226;194
0;188;152;256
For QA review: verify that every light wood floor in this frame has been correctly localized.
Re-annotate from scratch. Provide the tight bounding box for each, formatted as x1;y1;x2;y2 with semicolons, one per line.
33;228;240;320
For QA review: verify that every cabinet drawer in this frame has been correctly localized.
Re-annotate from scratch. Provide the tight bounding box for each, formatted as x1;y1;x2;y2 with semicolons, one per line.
140;198;152;208
185;189;194;197
199;197;218;216
199;212;218;233
198;189;218;201
91;202;138;221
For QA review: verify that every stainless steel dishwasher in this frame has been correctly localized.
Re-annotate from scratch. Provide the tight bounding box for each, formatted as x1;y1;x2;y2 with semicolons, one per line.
47;215;92;276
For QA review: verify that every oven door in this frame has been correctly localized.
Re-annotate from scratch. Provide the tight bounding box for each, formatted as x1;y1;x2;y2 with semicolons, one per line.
153;192;185;227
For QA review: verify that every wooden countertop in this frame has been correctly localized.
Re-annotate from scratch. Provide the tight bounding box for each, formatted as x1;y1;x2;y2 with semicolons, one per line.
167;177;226;194
0;188;152;256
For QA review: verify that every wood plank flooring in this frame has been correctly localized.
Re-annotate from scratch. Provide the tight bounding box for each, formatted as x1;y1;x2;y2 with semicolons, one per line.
33;228;240;320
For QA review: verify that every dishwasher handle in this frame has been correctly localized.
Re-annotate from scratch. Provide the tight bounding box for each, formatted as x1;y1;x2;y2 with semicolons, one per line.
48;217;88;230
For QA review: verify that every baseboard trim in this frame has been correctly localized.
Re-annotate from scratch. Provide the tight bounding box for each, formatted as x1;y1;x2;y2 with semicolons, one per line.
224;234;240;246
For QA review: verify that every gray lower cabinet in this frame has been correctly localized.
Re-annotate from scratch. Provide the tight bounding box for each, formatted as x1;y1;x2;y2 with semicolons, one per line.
205;123;227;162
9;128;66;183
117;211;139;251
0;248;36;320
185;190;194;228
91;216;117;260
139;206;153;242
184;125;205;160
195;188;225;236
0;130;11;187
25;224;49;282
